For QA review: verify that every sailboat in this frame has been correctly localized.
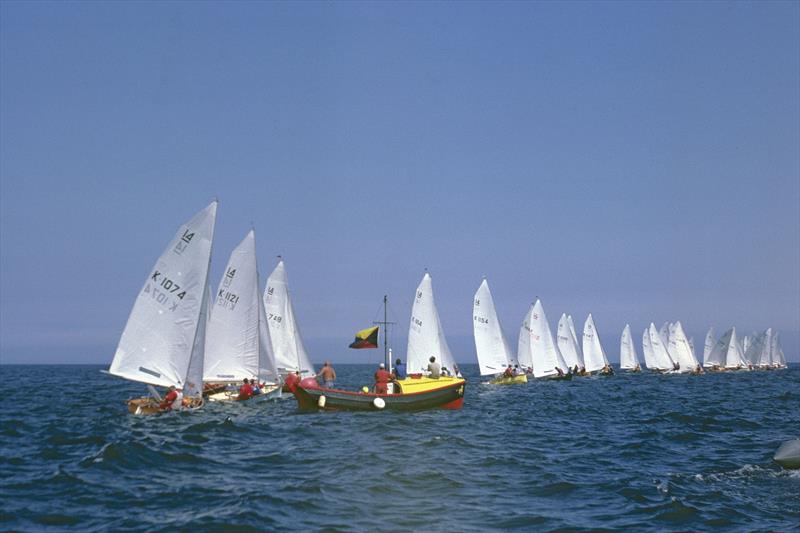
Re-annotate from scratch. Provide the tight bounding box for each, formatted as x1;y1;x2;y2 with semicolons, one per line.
703;327;718;368
582;314;612;375
108;201;217;414
641;327;657;371
263;259;316;384
557;313;584;373
619;324;641;372
526;299;571;380
203;230;282;402
707;327;748;371
290;272;467;411
772;331;788;369
517;305;534;373
473;279;526;385
646;323;676;372
745;328;771;370
667;321;701;373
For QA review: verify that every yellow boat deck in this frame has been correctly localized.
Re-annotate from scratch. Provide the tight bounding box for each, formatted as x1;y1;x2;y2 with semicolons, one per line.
394;375;466;394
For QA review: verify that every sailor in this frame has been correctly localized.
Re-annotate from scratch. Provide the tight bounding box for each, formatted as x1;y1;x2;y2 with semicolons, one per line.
319;361;336;388
237;378;253;401
503;365;514;378
159;385;182;411
393;358;407;380
374;363;392;394
427;356;441;378
555;366;565;377
251;379;262;394
513;364;521;376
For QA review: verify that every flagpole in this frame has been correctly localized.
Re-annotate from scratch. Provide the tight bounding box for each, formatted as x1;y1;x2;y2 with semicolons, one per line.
384;294;388;370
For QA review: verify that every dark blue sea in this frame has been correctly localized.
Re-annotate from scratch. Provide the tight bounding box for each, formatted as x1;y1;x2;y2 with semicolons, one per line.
1;363;798;532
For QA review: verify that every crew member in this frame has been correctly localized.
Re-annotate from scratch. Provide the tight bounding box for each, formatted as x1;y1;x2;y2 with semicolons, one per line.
427;356;441;378
284;371;300;393
237;378;254;401
393;358;407;380
160;385;182;411
319;361;336;388
503;365;514;378
374;363;393;394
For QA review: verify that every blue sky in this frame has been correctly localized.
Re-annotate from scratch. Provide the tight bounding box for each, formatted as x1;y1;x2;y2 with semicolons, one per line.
1;1;798;365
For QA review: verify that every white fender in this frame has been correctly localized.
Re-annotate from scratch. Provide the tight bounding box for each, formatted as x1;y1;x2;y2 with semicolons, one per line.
373;397;385;409
318;395;326;408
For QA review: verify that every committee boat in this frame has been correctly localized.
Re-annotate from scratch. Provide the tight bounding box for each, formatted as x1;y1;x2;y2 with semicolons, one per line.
291;272;466;412
473;278;526;385
108;201;217;414
203;230;282;402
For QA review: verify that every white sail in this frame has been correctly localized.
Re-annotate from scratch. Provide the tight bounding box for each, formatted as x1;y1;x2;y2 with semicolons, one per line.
772;331;787;367
619;324;639;370
648;323;675;370
257;282;280;383
688;337;696;360
204;230;263;382
659;322;670;346
703;327;717;367
529;299;569;378
642;327;656;369
110;201;217;389
745;328;771;367
557;313;583;370
567;314;583;365
407;273;458;375
742;335;751;356
724;327;747;368
517;304;534;370
582;313;609;373
263;260;315;377
184;283;210;397
668;321;699;372
473;279;514;376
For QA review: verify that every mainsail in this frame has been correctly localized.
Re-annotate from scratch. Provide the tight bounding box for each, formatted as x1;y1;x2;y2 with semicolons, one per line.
517;304;534;370
109;201;217;390
667;321;699;372
263;260;315;377
648;323;675;371
619;324;639;370
473;279;515;376
582;313;609;373
567;315;583;365
641;327;656;370
557;313;583;369
407;273;458;375
204;230;277;382
529;299;569;378
703;327;719;367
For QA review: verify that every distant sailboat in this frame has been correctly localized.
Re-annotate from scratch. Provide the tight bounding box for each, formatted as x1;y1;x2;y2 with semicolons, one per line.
263;259;315;379
528;299;571;379
641;328;656;370
659;322;670;346
667;321;701;373
203;230;281;401
619;324;640;372
109;201;217;414
707;327;748;371
703;327;718;368
473;279;525;384
772;331;787;369
647;323;676;372
517;305;534;373
582;314;611;374
567;315;583;368
557;313;584;372
745;328;771;369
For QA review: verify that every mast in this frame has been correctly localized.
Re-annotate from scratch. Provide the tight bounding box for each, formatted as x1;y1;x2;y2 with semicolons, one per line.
373;294;395;370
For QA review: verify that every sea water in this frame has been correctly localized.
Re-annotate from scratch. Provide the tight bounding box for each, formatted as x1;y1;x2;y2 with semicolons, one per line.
0;363;798;531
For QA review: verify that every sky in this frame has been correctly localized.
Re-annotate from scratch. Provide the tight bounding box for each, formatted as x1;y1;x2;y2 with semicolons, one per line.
1;1;798;365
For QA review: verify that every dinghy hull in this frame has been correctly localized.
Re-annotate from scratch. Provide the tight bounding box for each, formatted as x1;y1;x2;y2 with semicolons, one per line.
292;376;466;412
489;374;528;385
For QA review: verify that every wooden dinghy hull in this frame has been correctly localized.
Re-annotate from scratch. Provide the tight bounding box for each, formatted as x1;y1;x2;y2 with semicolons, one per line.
489;374;528;385
292;376;466;412
206;384;281;402
127;396;204;415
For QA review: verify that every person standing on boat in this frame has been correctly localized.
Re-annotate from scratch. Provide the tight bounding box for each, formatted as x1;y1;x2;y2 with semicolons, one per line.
159;385;182;411
393;358;406;380
427;356;441;378
319;361;336;388
374;363;392;394
238;378;253;400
